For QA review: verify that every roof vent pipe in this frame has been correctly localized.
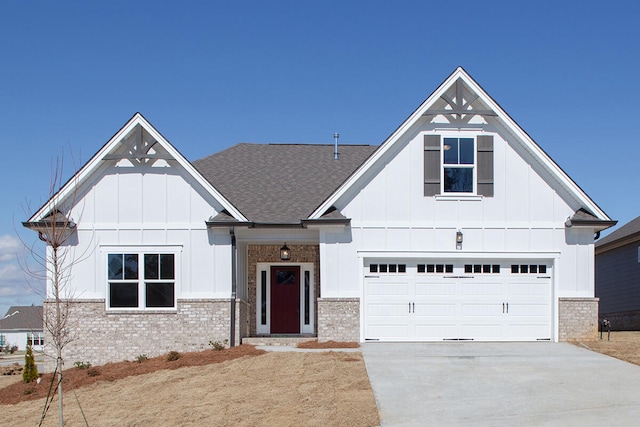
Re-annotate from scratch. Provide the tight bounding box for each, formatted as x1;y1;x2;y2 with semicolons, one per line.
333;132;340;160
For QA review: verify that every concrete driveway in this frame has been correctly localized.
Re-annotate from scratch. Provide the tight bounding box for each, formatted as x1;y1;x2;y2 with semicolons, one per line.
361;342;640;426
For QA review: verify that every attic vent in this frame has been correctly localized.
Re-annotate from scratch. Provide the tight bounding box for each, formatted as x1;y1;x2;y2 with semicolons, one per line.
333;133;339;160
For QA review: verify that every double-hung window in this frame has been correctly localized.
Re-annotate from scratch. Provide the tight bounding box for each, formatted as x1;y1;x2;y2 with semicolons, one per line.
108;252;176;309
423;134;494;197
443;137;475;193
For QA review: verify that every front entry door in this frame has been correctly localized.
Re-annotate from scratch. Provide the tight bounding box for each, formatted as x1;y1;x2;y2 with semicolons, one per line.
270;266;300;334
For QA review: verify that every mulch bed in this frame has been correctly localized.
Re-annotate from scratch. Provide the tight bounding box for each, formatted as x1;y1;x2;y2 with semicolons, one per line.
0;345;266;405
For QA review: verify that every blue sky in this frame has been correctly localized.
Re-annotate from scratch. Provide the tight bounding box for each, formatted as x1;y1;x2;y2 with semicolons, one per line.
1;1;639;315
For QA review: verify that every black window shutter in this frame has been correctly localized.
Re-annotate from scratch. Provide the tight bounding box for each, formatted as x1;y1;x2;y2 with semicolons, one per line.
424;135;441;196
477;135;494;197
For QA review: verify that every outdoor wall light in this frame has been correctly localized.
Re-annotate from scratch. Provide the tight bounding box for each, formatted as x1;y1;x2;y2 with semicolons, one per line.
456;231;463;250
280;242;291;260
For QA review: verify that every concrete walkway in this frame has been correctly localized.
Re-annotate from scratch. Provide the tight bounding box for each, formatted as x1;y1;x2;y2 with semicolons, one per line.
361;342;640;426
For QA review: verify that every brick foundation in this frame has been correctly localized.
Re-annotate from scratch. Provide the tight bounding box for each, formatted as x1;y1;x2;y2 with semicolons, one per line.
42;298;232;372
558;297;599;341
317;298;360;342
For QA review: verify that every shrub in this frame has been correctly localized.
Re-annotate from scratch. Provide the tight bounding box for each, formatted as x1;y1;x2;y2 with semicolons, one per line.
209;339;229;351
74;361;92;370
135;354;149;363
167;351;181;361
22;345;39;383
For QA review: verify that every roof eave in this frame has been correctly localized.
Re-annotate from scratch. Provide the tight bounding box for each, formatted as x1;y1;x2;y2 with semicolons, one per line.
596;231;640;254
565;219;618;232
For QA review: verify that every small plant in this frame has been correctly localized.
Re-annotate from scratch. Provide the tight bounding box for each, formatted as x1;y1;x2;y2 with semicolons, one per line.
209;339;229;351
135;354;149;363
87;367;100;377
74;361;92;370
9;345;18;354
23;387;35;395
167;351;181;361
22;345;39;383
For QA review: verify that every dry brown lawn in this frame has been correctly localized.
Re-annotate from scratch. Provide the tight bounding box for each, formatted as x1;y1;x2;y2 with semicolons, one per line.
573;331;640;366
0;345;379;427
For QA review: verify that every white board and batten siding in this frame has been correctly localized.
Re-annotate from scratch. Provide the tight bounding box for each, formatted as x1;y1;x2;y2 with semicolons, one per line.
65;159;232;300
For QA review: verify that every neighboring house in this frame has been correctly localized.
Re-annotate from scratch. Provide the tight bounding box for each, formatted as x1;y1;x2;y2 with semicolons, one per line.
24;67;615;368
596;216;640;329
0;305;44;352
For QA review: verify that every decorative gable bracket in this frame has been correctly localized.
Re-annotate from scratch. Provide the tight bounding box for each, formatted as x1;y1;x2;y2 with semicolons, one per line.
422;78;497;124
102;124;173;163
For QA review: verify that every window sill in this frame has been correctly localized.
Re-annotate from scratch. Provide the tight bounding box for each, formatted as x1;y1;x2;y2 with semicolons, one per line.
435;194;484;201
106;308;178;314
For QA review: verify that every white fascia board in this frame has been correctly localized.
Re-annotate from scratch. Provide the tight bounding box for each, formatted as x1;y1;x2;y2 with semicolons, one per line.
310;67;611;222
29;113;247;223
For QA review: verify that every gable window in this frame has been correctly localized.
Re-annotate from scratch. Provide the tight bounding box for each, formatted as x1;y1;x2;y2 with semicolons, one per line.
424;134;494;197
443;137;474;193
108;252;176;309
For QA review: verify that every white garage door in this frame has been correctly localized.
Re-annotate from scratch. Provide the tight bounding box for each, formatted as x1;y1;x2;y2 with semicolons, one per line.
364;260;552;341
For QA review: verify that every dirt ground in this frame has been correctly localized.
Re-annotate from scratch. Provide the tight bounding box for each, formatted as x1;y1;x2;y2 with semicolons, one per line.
0;345;379;427
573;331;640;366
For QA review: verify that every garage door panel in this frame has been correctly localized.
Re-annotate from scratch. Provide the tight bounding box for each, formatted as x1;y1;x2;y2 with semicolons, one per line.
508;282;549;297
507;323;550;340
462;323;504;339
368;324;410;339
414;324;458;339
462;283;502;296
368;282;409;296
462;303;503;316
415;283;456;296
414;303;457;316
364;260;552;342
367;302;410;316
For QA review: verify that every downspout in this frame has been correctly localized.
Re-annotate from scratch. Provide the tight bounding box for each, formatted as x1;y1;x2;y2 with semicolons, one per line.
229;227;237;347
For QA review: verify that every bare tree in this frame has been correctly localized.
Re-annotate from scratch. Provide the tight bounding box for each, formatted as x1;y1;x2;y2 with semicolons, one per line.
21;154;84;426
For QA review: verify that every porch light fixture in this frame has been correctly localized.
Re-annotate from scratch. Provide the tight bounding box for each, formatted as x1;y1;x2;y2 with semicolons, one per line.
280;243;291;260
456;231;463;250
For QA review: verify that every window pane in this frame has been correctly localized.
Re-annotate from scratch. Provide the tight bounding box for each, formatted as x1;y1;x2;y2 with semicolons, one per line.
108;254;123;280
110;283;138;307
459;138;474;164
276;270;296;284
124;254;138;279
443;138;458;164
145;254;159;280
444;168;473;193
304;271;310;325
146;282;175;307
160;254;175;279
261;271;267;325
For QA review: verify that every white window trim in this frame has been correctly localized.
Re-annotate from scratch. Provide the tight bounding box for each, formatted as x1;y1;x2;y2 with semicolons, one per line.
102;245;182;312
256;262;315;335
441;134;477;195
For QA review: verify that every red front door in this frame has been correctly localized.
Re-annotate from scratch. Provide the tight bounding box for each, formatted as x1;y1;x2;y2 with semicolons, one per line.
270;266;300;334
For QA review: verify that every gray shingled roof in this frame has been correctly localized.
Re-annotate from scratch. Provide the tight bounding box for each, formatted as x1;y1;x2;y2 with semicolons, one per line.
0;306;43;331
597;215;640;248
193;144;377;224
